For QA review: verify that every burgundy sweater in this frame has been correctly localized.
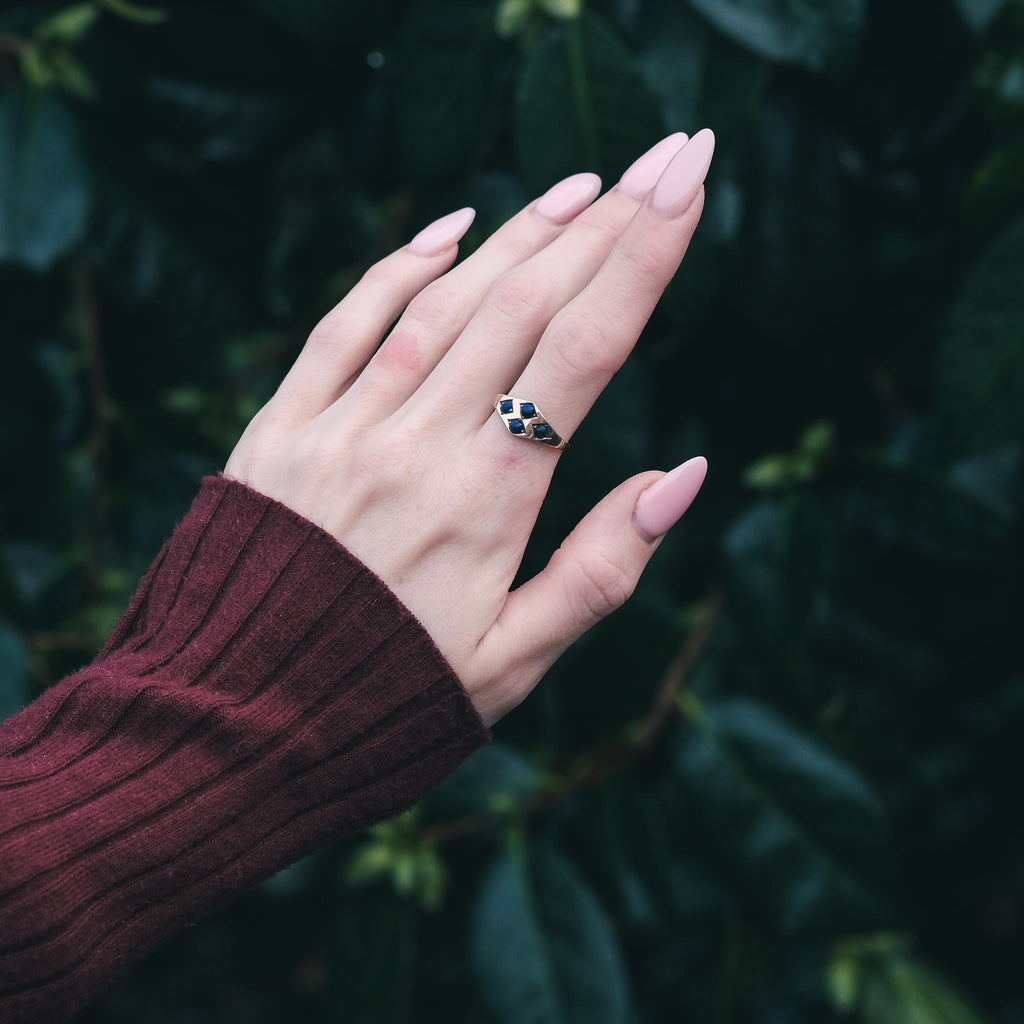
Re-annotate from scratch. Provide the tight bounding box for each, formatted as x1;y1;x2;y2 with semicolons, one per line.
0;477;488;1023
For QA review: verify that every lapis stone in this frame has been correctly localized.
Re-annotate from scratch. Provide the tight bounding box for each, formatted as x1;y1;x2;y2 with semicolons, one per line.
499;399;513;415
520;402;536;419
533;423;550;439
510;418;526;434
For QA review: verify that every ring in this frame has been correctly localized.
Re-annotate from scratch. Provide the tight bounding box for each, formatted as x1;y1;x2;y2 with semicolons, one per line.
494;395;568;450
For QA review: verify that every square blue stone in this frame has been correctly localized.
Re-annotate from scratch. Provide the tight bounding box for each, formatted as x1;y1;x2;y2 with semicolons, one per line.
499;400;513;415
510;418;525;434
533;423;550;439
520;402;536;418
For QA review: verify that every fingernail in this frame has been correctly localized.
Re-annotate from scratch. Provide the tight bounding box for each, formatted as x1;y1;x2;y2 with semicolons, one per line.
649;128;715;219
617;132;689;199
408;207;476;256
633;456;707;542
533;172;602;224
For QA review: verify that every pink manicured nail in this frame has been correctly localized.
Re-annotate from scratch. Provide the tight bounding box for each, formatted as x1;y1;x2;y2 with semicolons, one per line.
408;207;476;256
617;132;689;199
649;128;715;219
633;456;707;542
533;172;603;224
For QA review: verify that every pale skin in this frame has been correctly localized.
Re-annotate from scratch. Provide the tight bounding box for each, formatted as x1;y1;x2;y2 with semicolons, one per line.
225;129;715;726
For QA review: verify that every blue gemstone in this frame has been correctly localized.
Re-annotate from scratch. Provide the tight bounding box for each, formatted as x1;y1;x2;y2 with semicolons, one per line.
533;423;550;439
520;402;536;418
499;399;513;415
510;419;525;434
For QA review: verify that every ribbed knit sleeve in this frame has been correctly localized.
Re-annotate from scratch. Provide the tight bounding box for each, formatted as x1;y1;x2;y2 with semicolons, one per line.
0;476;489;1024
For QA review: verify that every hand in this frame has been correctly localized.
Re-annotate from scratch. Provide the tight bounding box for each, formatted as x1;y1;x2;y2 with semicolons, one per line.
224;130;715;725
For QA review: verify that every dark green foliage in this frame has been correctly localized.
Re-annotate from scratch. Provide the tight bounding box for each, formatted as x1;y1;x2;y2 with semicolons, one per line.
0;88;90;269
471;840;631;1023
1;0;1022;1020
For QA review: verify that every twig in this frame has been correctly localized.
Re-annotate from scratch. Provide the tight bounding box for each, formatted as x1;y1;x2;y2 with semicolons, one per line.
0;33;30;55
422;587;725;845
72;259;113;601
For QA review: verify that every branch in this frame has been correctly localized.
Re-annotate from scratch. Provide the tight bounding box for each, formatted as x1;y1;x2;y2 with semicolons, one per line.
422;587;725;845
71;259;113;600
0;33;30;55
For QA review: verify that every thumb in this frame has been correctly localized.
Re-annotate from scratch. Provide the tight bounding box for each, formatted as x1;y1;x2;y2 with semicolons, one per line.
476;457;707;723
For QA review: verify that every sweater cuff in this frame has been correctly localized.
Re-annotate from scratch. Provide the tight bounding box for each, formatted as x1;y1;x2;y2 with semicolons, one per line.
0;475;488;1021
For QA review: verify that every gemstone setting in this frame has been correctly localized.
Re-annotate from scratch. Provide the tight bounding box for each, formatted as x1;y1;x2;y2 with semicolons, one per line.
494;394;567;451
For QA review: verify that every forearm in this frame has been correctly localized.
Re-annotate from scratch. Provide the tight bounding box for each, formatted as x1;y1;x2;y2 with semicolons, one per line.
0;476;487;1024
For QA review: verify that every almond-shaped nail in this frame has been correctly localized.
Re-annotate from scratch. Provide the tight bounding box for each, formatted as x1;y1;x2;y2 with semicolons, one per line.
617;132;688;199
408;207;476;256
633;456;707;542
533;172;602;224
649;128;715;220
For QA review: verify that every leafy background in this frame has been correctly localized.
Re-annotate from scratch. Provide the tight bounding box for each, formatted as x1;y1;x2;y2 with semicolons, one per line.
1;0;1023;1021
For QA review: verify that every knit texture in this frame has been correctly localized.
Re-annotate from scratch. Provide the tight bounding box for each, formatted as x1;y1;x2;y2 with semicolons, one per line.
0;476;488;1023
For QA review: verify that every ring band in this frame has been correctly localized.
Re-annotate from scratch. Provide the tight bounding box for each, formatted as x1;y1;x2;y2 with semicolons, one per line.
494;395;568;450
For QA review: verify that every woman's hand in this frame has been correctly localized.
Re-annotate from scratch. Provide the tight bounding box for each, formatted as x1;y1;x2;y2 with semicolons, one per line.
224;129;715;725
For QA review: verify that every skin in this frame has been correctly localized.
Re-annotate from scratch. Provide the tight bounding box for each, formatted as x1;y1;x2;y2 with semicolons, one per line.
224;137;708;726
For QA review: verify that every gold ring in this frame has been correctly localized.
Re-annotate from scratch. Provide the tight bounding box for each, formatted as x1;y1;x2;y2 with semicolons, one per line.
494;395;568;450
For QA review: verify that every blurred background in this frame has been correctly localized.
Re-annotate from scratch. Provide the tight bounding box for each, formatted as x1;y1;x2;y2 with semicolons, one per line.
1;0;1023;1020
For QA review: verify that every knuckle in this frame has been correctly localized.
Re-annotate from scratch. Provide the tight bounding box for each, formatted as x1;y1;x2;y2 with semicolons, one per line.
569;214;621;255
548;309;619;384
347;422;421;493
358;257;396;290
304;314;340;354
372;327;425;375
290;429;341;482
618;240;670;287
402;280;473;331
486;270;552;328
570;544;636;622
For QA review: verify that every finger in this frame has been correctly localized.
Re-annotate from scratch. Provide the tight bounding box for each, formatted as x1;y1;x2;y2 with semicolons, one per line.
411;133;690;427
267;208;475;421
328;171;605;424
469;457;707;724
498;130;715;442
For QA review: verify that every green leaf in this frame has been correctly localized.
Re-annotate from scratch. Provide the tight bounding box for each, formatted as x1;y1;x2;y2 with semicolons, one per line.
743;420;836;488
471;841;632;1023
953;0;1010;33
722;495;837;680
830;936;993;1024
966;134;1024;241
330;888;418;1024
734;101;856;340
0;88;90;271
515;12;664;192
0;619;31;719
35;3;99;45
685;0;866;72
537;0;580;19
674;696;893;935
860;439;1016;566
495;0;534;38
637;3;771;144
395;0;515;181
96;0;167;25
863;957;991;1024
424;741;542;820
936;215;1024;450
237;0;354;39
